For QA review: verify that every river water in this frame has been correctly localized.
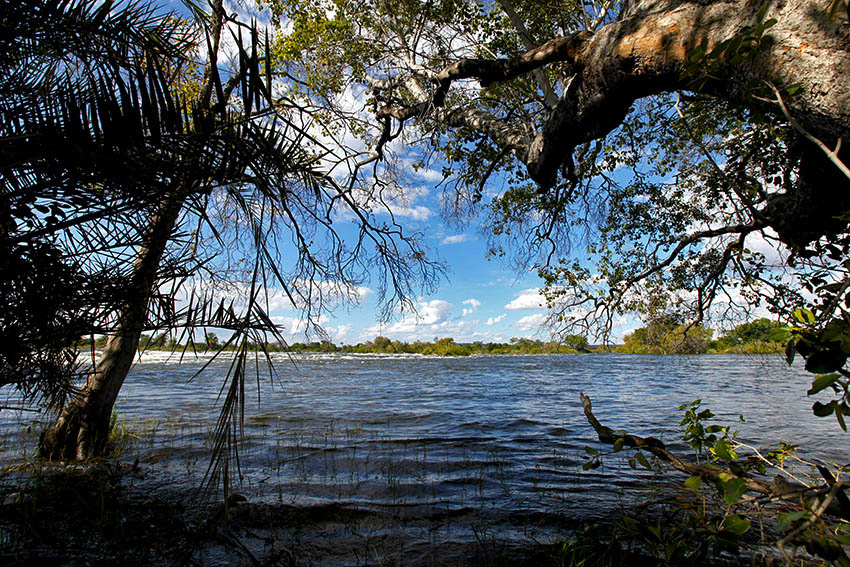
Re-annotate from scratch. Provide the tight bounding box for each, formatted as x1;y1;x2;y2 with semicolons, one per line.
1;353;847;564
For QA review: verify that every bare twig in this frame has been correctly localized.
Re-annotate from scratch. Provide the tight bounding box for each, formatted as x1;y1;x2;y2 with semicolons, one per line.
761;82;850;181
777;481;843;566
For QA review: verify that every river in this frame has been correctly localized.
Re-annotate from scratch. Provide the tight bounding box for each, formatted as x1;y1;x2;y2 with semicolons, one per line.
1;353;846;564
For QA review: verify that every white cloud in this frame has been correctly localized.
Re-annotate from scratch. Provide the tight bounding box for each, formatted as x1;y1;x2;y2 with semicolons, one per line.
362;299;494;341
400;157;445;184
364;299;454;336
515;313;547;332
270;315;310;341
441;234;473;245
744;228;788;266
379;182;433;220
486;314;506;326
391;205;433;220
411;167;444;184
340;178;434;222
285;279;372;310
329;324;352;344
505;288;546;310
414;299;453;325
462;298;481;316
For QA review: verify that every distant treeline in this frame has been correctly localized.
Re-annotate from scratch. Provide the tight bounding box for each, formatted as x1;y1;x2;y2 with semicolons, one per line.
614;317;787;354
294;335;593;355
80;333;593;356
79;318;788;356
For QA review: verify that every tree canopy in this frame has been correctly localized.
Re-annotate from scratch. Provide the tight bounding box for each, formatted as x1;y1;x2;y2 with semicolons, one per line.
262;0;850;340
2;0;442;462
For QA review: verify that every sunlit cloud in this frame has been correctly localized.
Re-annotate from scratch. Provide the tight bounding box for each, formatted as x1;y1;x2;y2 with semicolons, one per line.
744;228;788;266
505;288;545;310
486;314;506;326
441;234;473;245
514;313;547;332
462;298;481;316
362;299;493;341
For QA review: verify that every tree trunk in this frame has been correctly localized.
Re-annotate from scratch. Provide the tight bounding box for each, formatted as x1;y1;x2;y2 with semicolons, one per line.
40;192;186;460
526;0;850;187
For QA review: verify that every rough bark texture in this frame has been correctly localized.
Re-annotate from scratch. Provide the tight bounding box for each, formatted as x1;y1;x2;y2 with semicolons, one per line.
40;192;186;460
527;0;850;247
378;0;850;247
526;0;850;187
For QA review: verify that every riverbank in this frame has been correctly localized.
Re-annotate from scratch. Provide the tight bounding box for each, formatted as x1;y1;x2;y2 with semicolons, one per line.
78;320;789;357
0;457;808;567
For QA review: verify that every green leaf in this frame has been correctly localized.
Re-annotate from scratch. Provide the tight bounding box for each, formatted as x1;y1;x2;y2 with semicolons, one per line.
785;338;796;365
621;516;639;532
808;374;840;395
805;349;847;373
584;446;599;455
713;439;737;461
722;514;751;535
684;475;703;490
646;524;662;541
719;477;748;505
769;327;792;342
778;510;810;531
823;320;846;341
793;308;816;324
583;460;601;470
613;437;625;452
813;401;836;417
635;452;652;470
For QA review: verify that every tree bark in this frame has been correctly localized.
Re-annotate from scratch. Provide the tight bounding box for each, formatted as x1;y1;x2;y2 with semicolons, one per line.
377;0;850;245
40;191;187;460
524;0;850;188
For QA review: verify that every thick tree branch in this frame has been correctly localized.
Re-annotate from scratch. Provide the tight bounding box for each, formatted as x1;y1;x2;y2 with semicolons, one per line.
376;31;590;123
376;0;850;202
580;393;850;518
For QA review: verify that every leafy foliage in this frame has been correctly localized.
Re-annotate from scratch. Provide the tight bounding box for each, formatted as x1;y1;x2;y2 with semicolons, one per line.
584;397;848;566
1;0;195;403
258;0;850;360
4;0;443;480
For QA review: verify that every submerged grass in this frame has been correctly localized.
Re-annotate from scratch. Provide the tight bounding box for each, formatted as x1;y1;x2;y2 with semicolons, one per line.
0;411;813;567
0;414;579;566
0;463;581;566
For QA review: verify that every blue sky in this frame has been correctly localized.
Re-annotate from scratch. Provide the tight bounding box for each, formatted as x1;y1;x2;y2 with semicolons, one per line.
162;0;787;346
261;180;631;346
272;222;559;346
150;0;589;345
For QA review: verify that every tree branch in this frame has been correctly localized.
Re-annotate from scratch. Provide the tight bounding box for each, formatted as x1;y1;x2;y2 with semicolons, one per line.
375;0;850;192
580;393;835;506
761;82;850;181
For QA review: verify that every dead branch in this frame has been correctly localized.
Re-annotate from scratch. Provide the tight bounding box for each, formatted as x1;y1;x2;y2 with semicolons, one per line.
580;393;847;513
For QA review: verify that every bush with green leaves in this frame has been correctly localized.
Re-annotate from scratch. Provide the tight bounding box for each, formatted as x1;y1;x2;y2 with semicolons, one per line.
581;395;848;566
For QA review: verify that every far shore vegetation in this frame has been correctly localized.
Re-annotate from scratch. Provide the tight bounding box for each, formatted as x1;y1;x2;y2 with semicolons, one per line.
80;318;788;356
